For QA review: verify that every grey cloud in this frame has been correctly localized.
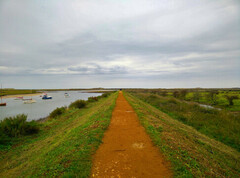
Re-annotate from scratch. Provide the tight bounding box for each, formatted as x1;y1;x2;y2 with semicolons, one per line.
0;0;239;88
68;64;128;75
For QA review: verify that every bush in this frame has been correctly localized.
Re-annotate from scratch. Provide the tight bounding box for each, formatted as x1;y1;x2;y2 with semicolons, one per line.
225;95;238;106
24;121;40;134
0;114;39;138
173;91;180;98
49;107;66;118
69;100;87;109
180;89;188;99
160;91;168;97
168;98;177;104
0;130;10;145
102;93;110;97
88;96;99;102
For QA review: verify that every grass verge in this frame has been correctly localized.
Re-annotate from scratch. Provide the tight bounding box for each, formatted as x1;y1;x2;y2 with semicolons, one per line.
0;92;118;177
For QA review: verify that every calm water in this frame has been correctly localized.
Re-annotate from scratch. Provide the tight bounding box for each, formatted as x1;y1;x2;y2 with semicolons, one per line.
199;104;221;110
0;91;102;121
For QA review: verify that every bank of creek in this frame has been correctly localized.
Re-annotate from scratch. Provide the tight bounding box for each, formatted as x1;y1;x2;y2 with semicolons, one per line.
0;91;102;121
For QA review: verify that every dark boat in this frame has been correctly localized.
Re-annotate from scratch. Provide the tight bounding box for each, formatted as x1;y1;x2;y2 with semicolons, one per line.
0;103;6;106
0;84;6;106
42;94;52;100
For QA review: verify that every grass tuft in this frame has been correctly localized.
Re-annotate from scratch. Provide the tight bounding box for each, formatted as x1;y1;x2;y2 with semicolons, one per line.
87;96;99;102
0;114;39;147
49;107;67;118
69;100;87;109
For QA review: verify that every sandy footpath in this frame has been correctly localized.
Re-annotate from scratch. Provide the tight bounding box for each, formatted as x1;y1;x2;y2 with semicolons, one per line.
91;91;172;178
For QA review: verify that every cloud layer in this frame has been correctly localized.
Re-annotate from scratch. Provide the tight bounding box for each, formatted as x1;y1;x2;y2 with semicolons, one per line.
0;0;239;88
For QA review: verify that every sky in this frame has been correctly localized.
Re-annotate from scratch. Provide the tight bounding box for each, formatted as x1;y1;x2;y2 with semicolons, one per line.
0;0;239;89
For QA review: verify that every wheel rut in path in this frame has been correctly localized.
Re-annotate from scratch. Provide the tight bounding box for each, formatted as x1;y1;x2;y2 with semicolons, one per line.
91;92;172;178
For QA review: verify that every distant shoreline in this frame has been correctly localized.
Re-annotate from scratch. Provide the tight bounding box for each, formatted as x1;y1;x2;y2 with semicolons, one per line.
2;93;43;99
80;90;116;93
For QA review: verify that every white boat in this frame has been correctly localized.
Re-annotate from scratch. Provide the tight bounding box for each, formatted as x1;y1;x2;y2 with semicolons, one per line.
64;93;70;97
23;89;36;104
14;96;24;100
23;99;36;104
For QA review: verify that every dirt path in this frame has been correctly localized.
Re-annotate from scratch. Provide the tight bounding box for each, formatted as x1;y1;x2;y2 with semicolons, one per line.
91;92;171;178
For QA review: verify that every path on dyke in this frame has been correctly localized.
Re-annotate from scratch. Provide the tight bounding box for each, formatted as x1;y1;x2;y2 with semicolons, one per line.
91;92;171;178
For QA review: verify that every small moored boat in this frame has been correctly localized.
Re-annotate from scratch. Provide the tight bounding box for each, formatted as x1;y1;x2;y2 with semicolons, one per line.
64;93;70;97
23;99;36;104
14;97;24;100
22;89;36;104
42;94;52;100
0;84;6;106
0;102;6;106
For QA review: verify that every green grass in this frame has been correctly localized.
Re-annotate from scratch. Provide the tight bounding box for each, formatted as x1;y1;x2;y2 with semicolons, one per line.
49;107;67;118
0;92;118;177
0;114;40;148
0;89;38;96
127;88;240;111
129;91;240;152
69;100;87;109
185;90;240;111
124;91;240;177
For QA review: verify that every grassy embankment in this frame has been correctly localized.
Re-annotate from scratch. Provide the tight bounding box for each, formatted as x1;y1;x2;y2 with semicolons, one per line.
0;92;118;177
124;91;240;177
129;91;240;152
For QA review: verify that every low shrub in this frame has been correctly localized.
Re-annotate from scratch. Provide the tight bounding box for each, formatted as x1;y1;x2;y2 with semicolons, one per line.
168;98;178;104
0;130;10;145
49;107;66;118
102;93;110;97
177;115;188;123
24;121;40;134
0;114;39;138
69;100;87;109
88;96;99;102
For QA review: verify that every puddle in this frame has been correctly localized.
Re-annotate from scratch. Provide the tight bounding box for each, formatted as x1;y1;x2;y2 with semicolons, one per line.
199;104;221;110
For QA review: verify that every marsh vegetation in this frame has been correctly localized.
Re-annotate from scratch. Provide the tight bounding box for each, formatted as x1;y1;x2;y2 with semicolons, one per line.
127;89;240;152
124;91;240;177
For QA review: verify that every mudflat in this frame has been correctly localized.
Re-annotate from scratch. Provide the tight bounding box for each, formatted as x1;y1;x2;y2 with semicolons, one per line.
91;91;171;177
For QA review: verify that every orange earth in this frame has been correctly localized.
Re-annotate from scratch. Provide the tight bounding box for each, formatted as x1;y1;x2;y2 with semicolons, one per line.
91;92;172;178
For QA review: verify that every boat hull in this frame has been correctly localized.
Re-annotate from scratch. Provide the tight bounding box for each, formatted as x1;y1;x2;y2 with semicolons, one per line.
0;103;6;106
23;100;36;104
14;97;23;100
42;97;52;99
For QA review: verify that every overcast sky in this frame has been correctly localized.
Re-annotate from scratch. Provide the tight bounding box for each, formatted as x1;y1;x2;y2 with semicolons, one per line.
0;0;239;89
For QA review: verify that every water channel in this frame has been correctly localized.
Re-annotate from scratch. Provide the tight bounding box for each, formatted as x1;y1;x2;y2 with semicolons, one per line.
0;91;102;121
